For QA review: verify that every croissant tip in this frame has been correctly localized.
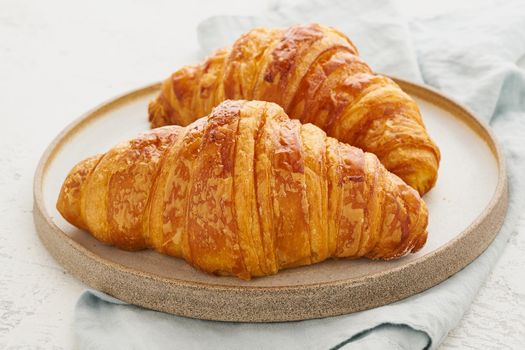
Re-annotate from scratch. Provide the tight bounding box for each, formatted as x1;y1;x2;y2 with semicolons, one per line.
56;155;102;230
412;231;428;253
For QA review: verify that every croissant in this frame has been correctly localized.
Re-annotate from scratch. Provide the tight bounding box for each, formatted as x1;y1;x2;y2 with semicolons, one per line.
57;100;428;280
149;23;440;195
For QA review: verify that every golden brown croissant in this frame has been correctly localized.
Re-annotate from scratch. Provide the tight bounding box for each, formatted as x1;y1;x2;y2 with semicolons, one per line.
149;23;440;195
58;100;428;280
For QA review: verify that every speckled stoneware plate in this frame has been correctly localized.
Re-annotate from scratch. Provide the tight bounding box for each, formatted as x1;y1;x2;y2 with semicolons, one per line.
33;78;508;322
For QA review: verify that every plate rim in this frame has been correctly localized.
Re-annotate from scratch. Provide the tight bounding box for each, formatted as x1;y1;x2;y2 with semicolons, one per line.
33;78;508;321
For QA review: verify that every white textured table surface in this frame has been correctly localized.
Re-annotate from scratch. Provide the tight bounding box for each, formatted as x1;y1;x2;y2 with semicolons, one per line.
1;1;523;349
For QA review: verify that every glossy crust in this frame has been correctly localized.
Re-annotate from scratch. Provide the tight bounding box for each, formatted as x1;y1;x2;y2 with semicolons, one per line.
149;23;440;195
57;100;428;280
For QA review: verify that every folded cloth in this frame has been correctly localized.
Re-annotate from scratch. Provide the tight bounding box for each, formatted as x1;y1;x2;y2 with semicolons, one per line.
75;0;525;348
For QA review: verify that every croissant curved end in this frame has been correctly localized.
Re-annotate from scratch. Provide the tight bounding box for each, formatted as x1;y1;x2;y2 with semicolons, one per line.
385;145;440;196
56;154;101;230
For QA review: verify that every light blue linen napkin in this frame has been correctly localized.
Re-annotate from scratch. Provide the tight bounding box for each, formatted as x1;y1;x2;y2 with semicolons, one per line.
75;0;525;348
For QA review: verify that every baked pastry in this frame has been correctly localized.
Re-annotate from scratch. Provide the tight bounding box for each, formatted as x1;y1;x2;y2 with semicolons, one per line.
149;23;440;195
57;100;428;280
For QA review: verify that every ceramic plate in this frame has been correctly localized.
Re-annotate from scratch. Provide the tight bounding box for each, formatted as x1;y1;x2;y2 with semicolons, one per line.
33;79;508;322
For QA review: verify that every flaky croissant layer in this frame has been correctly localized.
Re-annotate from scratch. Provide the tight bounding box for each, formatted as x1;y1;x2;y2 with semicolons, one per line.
149;23;440;195
58;100;428;280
